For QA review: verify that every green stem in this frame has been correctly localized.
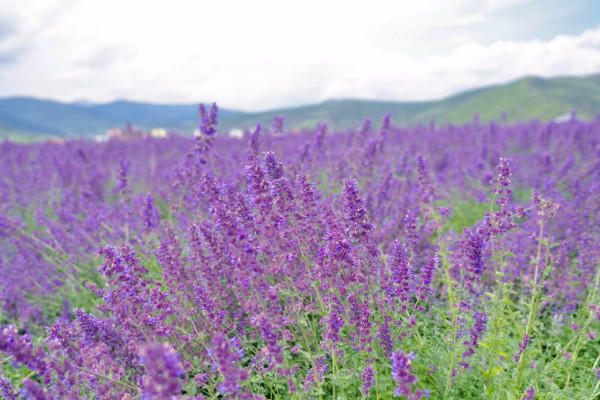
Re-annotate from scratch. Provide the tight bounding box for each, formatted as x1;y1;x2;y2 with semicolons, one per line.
442;248;459;398
590;355;600;399
266;380;280;400
404;300;425;347
18;370;36;385
292;231;326;315
293;329;324;400
566;262;600;388
331;347;338;400
565;334;584;388
516;216;552;388
591;380;600;400
531;316;594;385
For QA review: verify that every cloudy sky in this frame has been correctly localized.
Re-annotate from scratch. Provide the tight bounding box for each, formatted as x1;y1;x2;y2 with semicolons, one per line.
0;0;599;111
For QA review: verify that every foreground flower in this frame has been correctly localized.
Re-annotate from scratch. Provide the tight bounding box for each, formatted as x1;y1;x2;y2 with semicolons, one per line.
391;350;427;399
138;343;183;400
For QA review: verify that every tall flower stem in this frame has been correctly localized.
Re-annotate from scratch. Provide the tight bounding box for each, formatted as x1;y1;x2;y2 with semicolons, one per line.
441;245;460;399
516;215;553;389
565;262;600;388
530;316;594;385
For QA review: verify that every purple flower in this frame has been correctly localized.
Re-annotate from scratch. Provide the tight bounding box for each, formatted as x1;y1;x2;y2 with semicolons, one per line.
263;151;284;180
390;350;426;399
314;123;327;151
194;284;217;322
417;255;439;300
590;305;600;322
245;158;273;219
496;157;512;187
138;343;184;400
114;158;130;193
0;377;18;400
199;102;219;137
377;315;394;356
417;154;435;203
272;116;285;136
143;192;157;230
252;314;283;365
325;307;345;343
389;241;411;301
514;334;530;363
211;333;249;395
0;325;47;375
21;378;53;400
381;113;391;135
342;179;372;241
571;323;580;331
302;355;328;392
362;364;375;396
195;102;219;159
361;117;372;133
522;386;535;400
248;123;262;157
462;311;488;360
72;309;133;365
347;293;372;338
460;222;490;292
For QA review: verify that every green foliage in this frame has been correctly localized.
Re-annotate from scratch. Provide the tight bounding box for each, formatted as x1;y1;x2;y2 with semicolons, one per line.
444;197;491;233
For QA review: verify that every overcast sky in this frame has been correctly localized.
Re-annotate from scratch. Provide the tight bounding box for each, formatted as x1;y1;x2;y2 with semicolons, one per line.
0;0;599;111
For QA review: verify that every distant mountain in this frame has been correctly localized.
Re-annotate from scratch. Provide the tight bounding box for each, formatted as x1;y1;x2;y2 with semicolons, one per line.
89;101;245;133
219;74;600;131
0;98;245;139
1;73;599;141
0;97;125;137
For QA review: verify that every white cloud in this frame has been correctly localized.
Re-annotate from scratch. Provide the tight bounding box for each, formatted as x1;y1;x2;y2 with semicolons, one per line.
0;0;598;110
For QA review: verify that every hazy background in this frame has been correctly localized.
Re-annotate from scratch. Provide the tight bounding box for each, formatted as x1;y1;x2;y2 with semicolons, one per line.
1;0;600;111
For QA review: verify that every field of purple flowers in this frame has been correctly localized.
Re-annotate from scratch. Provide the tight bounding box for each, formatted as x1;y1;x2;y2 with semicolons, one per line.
1;106;600;399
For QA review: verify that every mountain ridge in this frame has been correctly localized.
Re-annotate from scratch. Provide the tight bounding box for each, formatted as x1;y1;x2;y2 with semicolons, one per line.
1;73;599;141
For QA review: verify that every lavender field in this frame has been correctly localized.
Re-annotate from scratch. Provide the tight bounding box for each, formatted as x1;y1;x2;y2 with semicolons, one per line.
1;107;600;399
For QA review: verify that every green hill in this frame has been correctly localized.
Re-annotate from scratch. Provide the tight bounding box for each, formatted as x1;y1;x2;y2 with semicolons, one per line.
219;74;600;131
415;75;600;125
